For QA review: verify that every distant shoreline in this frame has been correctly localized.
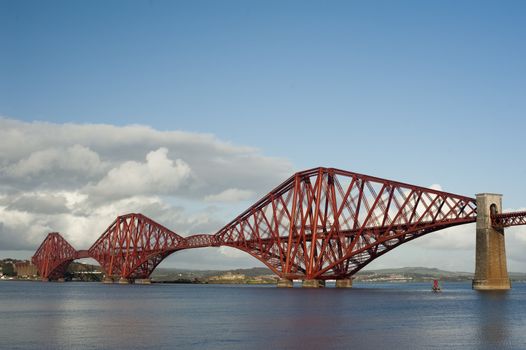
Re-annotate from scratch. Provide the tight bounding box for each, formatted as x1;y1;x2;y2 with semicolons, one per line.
3;259;526;284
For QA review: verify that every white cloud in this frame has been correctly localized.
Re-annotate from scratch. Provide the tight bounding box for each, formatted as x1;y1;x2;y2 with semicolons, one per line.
412;223;475;250
6;144;104;178
3;192;70;214
87;148;192;200
218;246;251;258
429;183;443;191
0;118;292;196
204;188;254;203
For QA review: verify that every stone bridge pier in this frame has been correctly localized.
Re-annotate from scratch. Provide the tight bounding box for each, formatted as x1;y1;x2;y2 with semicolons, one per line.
473;193;511;290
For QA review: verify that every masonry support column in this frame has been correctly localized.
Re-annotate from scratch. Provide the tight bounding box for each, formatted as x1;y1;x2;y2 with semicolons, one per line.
277;278;293;288
472;193;511;290
118;277;130;284
302;279;325;288
135;278;151;285
335;279;353;288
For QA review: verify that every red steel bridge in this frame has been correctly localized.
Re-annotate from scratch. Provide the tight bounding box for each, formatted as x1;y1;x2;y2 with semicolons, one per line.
32;167;526;288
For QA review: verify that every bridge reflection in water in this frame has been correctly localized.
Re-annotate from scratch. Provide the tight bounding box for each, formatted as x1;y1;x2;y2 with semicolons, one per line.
31;167;526;289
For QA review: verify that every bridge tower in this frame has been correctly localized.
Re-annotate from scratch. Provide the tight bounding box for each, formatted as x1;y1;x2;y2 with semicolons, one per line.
473;193;511;290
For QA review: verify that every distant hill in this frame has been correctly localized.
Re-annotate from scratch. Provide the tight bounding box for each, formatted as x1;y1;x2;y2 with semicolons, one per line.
3;258;526;282
355;267;472;282
359;267;473;277
359;267;526;281
151;267;273;281
151;266;526;282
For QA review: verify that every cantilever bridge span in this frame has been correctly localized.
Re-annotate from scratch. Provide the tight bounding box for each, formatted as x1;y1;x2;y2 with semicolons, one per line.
32;167;526;289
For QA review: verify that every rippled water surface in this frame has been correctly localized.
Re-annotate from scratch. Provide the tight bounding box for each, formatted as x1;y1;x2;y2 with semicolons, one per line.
1;281;525;349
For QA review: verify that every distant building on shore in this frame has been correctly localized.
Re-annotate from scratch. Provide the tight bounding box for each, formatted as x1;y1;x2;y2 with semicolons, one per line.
14;261;38;277
208;272;246;282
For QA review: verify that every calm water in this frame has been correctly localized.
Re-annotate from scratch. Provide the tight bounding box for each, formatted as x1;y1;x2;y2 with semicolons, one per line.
1;281;525;349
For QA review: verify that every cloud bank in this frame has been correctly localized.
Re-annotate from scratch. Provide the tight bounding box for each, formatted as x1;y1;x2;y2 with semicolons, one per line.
0;117;292;268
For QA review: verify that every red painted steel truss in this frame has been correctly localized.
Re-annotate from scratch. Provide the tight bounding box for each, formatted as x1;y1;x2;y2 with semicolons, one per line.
88;213;185;280
185;234;219;248
31;232;78;280
31;167;494;281
214;167;478;280
492;211;526;228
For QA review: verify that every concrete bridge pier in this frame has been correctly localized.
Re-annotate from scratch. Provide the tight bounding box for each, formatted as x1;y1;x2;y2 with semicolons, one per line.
302;279;325;288
473;193;511;291
135;278;151;285
102;276;114;284
276;278;293;288
335;279;353;288
118;277;130;284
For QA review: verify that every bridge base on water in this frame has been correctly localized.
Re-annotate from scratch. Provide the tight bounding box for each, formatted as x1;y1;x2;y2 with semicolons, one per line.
302;279;325;288
135;278;151;285
472;278;511;290
335;279;353;288
102;277;151;284
277;278;293;288
40;278;67;282
473;194;511;291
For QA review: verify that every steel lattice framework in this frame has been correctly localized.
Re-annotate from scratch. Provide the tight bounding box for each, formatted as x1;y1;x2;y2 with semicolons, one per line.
88;213;185;279
492;211;526;228
32;232;78;280
37;167;526;282
185;234;219;248
214;167;478;280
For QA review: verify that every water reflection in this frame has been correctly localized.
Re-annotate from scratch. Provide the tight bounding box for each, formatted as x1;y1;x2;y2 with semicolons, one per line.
476;291;510;348
278;289;348;349
1;282;526;349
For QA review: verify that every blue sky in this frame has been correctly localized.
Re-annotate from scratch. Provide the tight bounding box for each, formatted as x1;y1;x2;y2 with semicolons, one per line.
1;0;526;271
